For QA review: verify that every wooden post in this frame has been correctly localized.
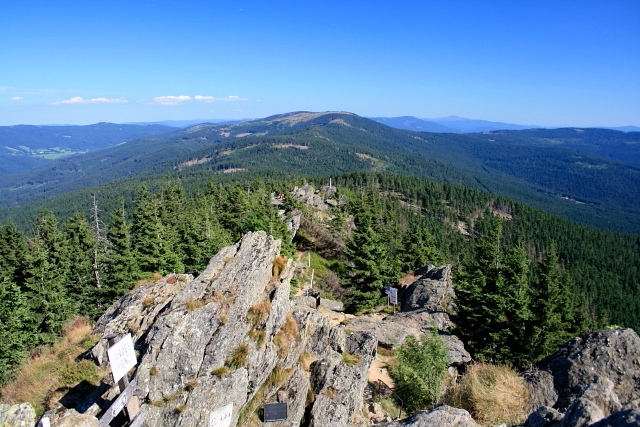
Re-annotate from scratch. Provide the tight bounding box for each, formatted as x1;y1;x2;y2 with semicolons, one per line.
104;334;140;421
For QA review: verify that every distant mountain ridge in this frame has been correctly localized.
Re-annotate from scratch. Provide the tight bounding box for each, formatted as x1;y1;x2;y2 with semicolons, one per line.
1;111;639;234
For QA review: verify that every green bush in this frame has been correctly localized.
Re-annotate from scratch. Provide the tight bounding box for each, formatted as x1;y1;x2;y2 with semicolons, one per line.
58;359;100;385
389;329;449;410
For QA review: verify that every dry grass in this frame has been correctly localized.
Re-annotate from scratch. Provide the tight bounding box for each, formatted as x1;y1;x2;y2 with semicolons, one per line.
272;256;287;277
299;351;316;371
0;316;105;415
62;317;93;345
184;379;199;392
185;298;205;313
143;295;155;307
211;366;230;378
208;292;224;303
274;313;300;357
445;363;529;426
248;299;271;327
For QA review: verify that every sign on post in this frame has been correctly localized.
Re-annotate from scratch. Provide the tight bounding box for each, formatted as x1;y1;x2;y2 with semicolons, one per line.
98;379;137;427
388;287;398;305
209;403;233;427
106;333;137;383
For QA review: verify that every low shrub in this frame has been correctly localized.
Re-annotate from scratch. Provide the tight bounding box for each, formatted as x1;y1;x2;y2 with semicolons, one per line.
388;330;449;410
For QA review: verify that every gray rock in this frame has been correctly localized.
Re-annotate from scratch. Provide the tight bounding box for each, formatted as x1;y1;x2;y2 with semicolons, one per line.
402;265;455;313
86;231;376;427
521;369;558;414
0;403;36;427
308;332;377;427
525;406;564;427
560;376;622;427
383;405;478;426
49;409;99;427
535;328;640;411
286;210;301;241
293;295;343;312
589;408;640;426
345;316;470;365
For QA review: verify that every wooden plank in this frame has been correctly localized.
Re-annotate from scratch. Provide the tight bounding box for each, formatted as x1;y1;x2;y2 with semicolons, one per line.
98;379;137;427
128;412;146;427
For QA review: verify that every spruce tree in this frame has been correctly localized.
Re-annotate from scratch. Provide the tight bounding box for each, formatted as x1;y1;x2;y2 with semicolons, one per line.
398;223;442;272
0;221;29;286
64;212;100;316
24;211;75;343
343;214;395;311
530;245;590;359
131;186;178;274
0;279;31;384
454;219;534;366
104;198;139;301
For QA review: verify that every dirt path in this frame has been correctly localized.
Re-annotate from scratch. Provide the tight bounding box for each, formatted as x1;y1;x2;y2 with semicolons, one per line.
368;355;395;387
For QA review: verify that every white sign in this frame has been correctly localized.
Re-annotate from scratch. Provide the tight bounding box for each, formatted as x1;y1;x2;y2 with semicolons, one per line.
388;287;398;305
210;403;233;427
107;333;137;383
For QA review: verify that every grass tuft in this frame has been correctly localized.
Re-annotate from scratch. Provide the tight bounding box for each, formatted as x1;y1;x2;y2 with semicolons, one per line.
184;379;199;392
227;344;249;369
445;362;529;426
211;366;230;378
248;299;271;327
341;351;361;367
185;298;205;313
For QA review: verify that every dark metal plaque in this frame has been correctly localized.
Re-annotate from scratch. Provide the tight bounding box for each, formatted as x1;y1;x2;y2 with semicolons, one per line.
263;402;287;422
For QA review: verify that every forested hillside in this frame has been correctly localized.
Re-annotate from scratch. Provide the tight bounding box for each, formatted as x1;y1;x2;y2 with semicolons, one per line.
472;128;640;166
1;171;639;384
0;123;175;176
0;112;638;234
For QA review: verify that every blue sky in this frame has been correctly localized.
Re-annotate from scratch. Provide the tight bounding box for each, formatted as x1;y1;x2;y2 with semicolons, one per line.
1;0;638;127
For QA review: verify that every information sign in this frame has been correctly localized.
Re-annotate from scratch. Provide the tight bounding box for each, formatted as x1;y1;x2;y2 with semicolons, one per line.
106;333;137;383
264;402;287;422
209;403;233;427
388;287;398;305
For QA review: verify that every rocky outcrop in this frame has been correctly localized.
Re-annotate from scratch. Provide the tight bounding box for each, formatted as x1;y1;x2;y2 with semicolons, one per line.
382;405;478;426
524;328;640;427
0;403;36;427
536;328;640;412
345;264;470;366
85;231;376;427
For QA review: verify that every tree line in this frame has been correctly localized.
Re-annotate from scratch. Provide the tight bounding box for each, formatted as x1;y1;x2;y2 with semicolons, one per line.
1;171;639;383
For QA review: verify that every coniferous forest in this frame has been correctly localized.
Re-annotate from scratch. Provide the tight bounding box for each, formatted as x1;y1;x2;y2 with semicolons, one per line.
1;171;639;383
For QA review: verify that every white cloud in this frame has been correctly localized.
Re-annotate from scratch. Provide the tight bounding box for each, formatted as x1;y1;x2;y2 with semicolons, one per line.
53;96;128;105
194;95;215;102
149;94;248;105
152;95;192;105
195;95;248;102
10;96;24;101
222;95;248;101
